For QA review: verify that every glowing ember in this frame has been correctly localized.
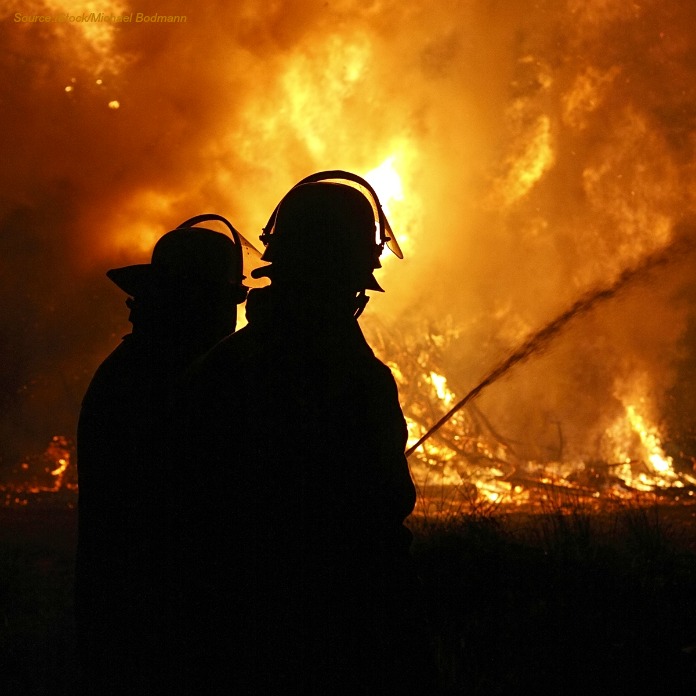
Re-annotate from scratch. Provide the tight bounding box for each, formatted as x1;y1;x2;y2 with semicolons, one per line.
0;436;76;506
50;457;69;478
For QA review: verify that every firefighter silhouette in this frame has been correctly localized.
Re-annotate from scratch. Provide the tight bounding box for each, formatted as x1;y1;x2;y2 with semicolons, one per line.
180;173;434;695
76;215;253;695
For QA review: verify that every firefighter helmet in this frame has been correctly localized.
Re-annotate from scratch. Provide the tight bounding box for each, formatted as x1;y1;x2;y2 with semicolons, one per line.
107;214;258;301
251;170;402;293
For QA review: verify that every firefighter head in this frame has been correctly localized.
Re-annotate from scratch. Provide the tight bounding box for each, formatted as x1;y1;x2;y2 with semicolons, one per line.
251;171;402;315
107;214;253;336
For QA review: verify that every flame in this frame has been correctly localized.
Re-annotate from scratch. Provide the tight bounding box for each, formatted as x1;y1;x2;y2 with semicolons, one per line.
362;155;416;262
364;156;404;218
279;33;372;158
625;405;673;475
428;371;454;406
1;436;76;506
43;436;74;491
602;374;688;493
4;2;696;513
386;324;696;514
50;457;69;478
400;363;524;503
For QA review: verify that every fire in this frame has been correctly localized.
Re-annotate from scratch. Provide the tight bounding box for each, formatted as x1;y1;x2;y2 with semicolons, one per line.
50;457;69;478
362;151;420;263
428;371;454;406
397;360;526;505
600;374;696;496
625;405;673;475
1;436;76;507
380;319;696;514
364;156;404;218
364;156;406;255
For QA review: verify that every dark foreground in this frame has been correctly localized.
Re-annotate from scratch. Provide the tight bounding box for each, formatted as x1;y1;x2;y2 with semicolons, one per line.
1;501;696;695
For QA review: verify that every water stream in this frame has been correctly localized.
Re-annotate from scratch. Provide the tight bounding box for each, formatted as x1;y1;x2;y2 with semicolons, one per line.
406;233;695;458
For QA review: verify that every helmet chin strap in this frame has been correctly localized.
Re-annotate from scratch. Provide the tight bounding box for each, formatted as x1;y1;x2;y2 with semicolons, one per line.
354;290;369;318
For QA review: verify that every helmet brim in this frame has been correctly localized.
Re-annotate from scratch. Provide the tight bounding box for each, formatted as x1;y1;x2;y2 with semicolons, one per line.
106;265;152;297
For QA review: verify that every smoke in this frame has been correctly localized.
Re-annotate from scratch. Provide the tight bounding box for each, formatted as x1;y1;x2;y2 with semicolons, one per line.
1;1;695;475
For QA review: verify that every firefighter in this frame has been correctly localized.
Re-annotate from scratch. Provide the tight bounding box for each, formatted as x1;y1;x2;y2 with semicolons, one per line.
181;173;434;695
76;216;251;695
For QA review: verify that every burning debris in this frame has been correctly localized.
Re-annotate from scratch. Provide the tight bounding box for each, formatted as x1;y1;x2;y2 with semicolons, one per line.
1;435;77;507
366;316;696;514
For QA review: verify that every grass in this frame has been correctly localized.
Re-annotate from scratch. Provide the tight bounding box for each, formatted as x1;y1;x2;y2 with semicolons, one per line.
410;496;696;695
0;507;78;695
1;498;696;694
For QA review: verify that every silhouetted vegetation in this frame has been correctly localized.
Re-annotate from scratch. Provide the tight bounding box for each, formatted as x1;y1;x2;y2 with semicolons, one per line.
2;500;696;694
411;498;696;695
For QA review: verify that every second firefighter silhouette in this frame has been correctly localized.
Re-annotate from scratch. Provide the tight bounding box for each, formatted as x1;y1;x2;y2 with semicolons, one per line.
182;172;426;694
77;215;252;694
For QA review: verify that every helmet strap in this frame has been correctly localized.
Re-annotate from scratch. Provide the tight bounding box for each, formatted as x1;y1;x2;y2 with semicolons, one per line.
353;290;369;319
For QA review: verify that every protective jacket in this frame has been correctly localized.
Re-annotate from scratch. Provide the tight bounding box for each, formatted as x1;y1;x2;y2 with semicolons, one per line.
181;286;424;694
76;314;227;694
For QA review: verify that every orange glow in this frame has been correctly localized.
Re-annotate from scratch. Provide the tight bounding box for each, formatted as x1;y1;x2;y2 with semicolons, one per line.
364;156;403;218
